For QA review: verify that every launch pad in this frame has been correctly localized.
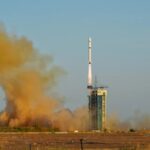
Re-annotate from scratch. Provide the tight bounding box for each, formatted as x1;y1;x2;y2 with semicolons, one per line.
89;87;107;130
87;38;107;131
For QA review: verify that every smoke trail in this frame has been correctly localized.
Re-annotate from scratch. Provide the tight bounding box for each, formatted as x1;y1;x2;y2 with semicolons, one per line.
0;26;88;131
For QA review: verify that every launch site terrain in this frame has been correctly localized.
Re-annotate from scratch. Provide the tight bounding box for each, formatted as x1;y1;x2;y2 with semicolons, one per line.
0;132;149;149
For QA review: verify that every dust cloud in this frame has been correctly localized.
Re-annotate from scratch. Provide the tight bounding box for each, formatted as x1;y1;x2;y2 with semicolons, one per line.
107;112;150;131
0;26;88;131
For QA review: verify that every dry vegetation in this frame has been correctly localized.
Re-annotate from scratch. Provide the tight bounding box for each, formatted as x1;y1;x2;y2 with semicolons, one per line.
0;131;149;150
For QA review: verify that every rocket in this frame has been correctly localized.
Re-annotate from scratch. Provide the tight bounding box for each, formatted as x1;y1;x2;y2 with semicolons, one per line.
87;37;93;89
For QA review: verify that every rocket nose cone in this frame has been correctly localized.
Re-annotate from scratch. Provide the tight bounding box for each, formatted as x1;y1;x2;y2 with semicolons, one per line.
89;37;92;42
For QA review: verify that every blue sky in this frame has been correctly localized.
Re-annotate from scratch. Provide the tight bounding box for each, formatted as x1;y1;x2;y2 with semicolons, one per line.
0;0;150;120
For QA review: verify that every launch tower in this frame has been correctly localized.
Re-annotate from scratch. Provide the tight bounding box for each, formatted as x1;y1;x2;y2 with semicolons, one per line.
87;37;107;131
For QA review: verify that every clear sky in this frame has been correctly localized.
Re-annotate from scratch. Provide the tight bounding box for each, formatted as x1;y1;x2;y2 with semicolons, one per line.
0;0;150;120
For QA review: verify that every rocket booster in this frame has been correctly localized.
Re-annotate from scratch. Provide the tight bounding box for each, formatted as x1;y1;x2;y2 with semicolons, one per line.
88;37;92;64
87;37;93;89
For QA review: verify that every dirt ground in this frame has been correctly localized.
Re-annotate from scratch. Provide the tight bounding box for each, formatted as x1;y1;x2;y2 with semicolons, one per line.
0;132;150;150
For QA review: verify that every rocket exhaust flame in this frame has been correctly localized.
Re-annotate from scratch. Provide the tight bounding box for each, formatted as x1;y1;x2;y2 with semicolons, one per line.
0;26;88;131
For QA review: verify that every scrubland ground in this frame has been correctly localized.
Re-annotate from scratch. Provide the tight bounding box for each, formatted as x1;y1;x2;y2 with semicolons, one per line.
0;132;150;150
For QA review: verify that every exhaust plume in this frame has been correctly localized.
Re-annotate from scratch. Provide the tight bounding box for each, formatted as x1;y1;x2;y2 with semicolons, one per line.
0;26;88;131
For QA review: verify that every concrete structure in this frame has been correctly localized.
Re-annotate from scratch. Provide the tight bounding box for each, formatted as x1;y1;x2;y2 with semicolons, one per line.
89;87;107;130
87;37;107;131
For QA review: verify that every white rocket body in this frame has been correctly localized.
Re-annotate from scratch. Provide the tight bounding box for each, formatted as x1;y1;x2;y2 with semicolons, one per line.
87;37;93;89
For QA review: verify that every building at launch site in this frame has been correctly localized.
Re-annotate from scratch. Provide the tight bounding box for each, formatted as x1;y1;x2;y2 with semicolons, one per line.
87;37;107;131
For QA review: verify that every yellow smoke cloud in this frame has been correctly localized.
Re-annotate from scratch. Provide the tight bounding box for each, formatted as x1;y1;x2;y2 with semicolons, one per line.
0;26;88;131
